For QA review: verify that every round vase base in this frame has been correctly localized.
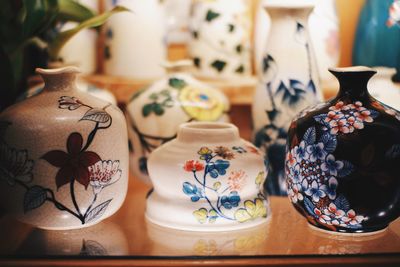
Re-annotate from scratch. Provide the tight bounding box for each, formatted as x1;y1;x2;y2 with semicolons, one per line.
145;213;271;232
307;223;388;237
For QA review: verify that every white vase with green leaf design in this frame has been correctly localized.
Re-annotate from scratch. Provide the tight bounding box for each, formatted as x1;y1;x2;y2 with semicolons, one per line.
252;0;323;196
125;61;230;183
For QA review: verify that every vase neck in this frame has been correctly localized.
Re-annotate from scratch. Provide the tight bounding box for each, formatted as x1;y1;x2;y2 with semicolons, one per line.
265;0;315;21
36;67;80;92
177;122;240;144
330;66;376;99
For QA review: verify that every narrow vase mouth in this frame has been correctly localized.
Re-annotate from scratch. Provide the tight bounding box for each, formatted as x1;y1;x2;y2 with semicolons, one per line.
36;66;81;75
329;66;377;75
264;0;316;9
177;122;240;143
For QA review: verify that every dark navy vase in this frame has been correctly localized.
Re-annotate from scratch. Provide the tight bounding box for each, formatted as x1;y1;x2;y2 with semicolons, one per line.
285;66;400;234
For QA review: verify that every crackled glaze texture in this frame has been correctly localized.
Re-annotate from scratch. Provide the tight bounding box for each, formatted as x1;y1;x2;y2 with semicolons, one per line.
286;67;400;234
0;67;128;230
146;122;270;231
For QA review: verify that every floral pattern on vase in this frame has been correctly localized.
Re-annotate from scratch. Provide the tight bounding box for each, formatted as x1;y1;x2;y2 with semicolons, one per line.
126;73;229;183
0;96;121;225
253;4;322;197
182;146;267;224
286;101;379;231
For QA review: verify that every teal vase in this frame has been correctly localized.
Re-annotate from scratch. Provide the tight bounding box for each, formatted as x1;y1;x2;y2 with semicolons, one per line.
353;0;400;69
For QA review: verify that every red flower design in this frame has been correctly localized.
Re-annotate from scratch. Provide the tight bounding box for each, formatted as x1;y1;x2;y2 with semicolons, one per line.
183;160;204;172
42;132;101;189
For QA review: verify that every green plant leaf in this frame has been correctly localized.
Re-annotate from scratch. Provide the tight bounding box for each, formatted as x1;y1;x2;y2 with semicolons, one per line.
57;0;96;22
47;5;130;60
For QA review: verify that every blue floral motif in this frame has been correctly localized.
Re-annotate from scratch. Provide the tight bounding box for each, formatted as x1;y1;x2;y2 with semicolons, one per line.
207;159;230;178
182;146;267;224
221;191;240;209
303;180;327;202
285;101;376;231
182;182;204;202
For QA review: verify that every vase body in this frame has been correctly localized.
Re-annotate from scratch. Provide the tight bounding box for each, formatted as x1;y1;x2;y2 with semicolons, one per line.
126;71;230;183
368;67;400;110
188;0;252;80
252;1;322;196
104;0;167;79
353;0;400;68
0;67;129;230
58;0;98;74
146;122;269;231
254;0;340;84
162;0;191;44
286;66;400;234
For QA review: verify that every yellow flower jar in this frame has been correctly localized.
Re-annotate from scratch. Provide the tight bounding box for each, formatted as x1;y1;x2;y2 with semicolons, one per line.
125;62;230;183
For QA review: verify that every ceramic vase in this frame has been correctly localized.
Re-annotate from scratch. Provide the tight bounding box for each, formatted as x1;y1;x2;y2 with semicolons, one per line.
369;67;400;110
254;0;340;85
146;122;269;231
125;62;230;183
188;0;252;80
286;66;400;234
162;0;191;44
252;0;322;196
104;0;167;79
58;0;98;74
353;0;400;68
0;67;129;230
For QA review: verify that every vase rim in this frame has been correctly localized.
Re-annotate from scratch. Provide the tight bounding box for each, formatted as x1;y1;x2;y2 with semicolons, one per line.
177;122;240;143
36;66;81;75
263;0;316;9
329;66;377;74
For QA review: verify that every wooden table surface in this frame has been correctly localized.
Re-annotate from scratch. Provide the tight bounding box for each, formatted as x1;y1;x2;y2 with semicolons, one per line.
1;172;400;266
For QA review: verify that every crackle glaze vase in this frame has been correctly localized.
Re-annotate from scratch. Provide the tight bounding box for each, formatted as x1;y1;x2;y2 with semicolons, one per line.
0;67;129;230
286;66;400;234
126;64;229;183
252;0;323;196
146;122;269;231
188;0;252;80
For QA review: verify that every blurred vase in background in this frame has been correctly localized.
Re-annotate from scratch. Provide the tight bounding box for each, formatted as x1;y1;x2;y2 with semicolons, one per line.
104;0;167;79
254;0;340;85
188;0;252;81
353;0;400;69
162;0;192;44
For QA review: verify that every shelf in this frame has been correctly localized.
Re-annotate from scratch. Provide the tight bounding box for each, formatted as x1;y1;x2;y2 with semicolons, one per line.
1;174;399;266
83;74;339;106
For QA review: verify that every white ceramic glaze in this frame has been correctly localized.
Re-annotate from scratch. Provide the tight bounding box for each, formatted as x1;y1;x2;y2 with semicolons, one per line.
0;67;128;230
188;0;252;80
126;63;230;183
254;0;340;84
58;0;98;74
369;67;400;110
146;122;270;231
252;1;323;196
163;0;191;44
104;0;167;79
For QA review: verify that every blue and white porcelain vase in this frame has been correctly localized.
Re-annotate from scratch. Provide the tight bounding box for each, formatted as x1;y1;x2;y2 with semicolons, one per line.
252;0;322;196
286;66;400;234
